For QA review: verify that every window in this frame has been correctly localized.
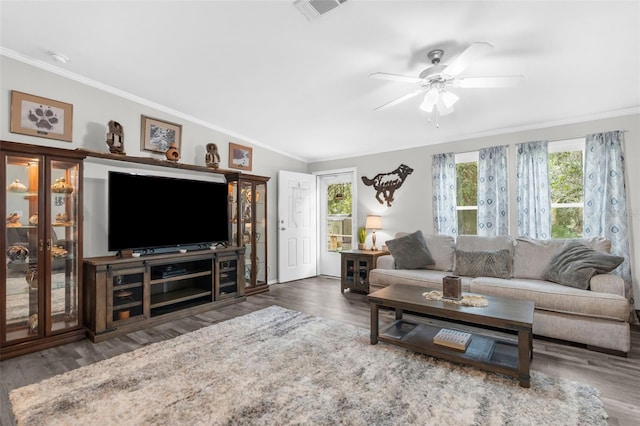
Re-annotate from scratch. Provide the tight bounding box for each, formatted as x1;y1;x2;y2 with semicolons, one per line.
326;182;352;251
451;140;583;238
548;138;584;238
455;152;478;235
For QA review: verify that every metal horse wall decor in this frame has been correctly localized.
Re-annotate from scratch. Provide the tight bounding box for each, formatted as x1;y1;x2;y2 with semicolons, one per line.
362;164;414;207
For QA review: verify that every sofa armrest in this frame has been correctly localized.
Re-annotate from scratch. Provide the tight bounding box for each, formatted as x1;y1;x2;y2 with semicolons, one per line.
590;273;625;297
376;255;396;269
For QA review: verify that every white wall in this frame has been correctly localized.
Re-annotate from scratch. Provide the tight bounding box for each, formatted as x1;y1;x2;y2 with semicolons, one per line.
1;56;308;284
309;113;640;310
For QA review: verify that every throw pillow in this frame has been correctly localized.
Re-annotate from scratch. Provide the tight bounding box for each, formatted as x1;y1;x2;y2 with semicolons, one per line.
513;237;562;280
385;230;436;269
454;249;511;279
424;234;456;272
513;236;613;280
456;235;514;276
544;241;624;290
394;232;455;271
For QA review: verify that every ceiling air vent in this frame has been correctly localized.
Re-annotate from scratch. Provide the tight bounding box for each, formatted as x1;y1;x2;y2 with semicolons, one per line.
294;0;348;21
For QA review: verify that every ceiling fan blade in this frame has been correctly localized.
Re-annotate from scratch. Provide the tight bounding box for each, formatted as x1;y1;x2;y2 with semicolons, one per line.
442;42;494;77
369;72;422;84
455;75;524;88
374;89;424;111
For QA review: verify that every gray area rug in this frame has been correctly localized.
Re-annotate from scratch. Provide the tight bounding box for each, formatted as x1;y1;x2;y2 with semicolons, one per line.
10;305;608;425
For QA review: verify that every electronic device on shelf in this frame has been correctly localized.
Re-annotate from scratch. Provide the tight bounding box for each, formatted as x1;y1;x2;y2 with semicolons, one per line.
151;265;189;279
108;171;229;256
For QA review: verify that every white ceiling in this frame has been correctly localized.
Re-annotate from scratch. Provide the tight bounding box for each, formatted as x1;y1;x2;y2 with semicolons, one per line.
1;1;639;163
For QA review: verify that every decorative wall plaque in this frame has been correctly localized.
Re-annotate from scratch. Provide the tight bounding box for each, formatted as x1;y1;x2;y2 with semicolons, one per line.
361;164;414;207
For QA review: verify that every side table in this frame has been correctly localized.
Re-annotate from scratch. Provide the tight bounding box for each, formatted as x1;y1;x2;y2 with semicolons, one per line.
340;249;388;294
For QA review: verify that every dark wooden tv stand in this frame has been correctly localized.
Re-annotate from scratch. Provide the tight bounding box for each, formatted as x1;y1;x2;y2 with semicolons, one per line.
83;247;245;342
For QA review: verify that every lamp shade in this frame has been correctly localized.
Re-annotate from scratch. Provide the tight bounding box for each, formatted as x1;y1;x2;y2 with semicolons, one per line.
419;87;439;112
440;90;459;109
365;215;382;230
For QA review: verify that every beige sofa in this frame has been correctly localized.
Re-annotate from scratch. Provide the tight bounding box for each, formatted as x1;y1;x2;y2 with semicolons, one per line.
369;233;631;355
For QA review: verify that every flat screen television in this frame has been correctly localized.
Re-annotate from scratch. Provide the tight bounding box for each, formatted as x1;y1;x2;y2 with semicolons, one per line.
108;171;229;254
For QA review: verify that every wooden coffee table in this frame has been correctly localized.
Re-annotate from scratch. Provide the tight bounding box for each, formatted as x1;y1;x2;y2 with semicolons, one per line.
368;284;534;387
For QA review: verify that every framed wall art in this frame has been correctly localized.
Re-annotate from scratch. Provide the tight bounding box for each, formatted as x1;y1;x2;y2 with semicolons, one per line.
140;115;182;154
10;90;73;142
229;142;253;171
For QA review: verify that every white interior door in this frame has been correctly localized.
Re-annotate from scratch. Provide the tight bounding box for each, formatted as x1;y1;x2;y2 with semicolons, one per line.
277;170;317;283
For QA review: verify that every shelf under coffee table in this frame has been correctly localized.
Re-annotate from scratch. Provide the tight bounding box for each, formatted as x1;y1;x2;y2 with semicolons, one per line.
368;284;534;387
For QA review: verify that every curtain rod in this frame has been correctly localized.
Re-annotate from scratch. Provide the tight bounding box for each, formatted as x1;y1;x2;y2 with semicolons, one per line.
454;130;628;156
520;129;628;145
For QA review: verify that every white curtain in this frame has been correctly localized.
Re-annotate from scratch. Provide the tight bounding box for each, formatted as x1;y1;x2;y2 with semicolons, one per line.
432;153;457;236
584;130;636;323
516;141;551;238
477;145;509;236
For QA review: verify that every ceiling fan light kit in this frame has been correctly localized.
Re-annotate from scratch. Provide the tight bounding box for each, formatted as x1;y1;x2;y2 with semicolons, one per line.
371;42;523;126
440;90;459;109
419;86;459;112
420;87;440;111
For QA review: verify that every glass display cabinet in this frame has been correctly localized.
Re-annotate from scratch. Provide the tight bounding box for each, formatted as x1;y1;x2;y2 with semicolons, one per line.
1;141;86;360
227;173;270;296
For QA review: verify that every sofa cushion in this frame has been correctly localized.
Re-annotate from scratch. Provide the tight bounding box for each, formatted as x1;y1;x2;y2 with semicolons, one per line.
544;241;624;290
513;236;612;280
455;234;514;252
394;232;455;272
369;268;472;293
424;234;456;272
385;230;435;269
470;276;629;322
454;249;511;279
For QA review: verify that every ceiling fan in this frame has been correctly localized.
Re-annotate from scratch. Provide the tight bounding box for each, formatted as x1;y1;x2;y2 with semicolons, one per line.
370;42;523;124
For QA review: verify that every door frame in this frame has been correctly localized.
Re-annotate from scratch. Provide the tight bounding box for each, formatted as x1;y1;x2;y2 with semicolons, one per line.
277;170;318;283
314;167;357;277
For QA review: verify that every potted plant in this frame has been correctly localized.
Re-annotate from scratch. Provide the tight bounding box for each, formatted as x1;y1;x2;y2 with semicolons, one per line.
358;227;367;250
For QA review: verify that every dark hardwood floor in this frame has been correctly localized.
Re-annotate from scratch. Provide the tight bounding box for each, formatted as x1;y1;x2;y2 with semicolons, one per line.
1;276;639;425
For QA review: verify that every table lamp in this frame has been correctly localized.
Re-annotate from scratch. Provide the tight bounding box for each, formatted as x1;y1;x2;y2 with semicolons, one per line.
365;215;382;251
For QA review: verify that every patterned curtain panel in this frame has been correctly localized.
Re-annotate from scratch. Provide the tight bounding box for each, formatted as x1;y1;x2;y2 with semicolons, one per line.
477;145;509;236
432;153;458;236
516;141;551;238
584;131;636;323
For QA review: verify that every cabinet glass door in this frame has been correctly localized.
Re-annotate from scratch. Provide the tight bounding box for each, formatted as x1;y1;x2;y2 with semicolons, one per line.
110;269;145;324
228;181;239;246
255;182;266;286
217;256;238;298
240;181;253;282
358;259;369;285
4;154;42;342
344;258;355;285
49;159;81;332
226;173;269;294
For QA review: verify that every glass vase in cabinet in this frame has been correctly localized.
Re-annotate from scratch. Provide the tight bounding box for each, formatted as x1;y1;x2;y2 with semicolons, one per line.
227;173;270;296
1;141;86;360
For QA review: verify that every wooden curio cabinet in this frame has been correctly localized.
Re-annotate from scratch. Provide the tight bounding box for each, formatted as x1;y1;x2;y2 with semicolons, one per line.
1;141;86;360
227;173;270;296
